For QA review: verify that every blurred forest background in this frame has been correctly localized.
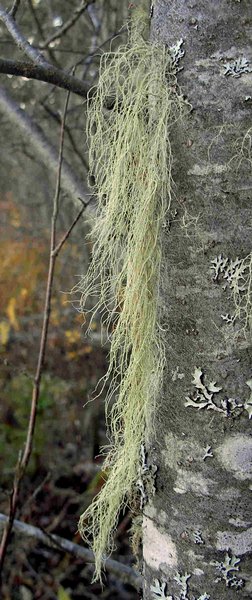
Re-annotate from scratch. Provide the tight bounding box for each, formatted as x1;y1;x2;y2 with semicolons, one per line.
0;1;138;598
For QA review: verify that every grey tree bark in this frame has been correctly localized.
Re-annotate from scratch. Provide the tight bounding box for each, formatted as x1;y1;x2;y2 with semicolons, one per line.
143;1;252;599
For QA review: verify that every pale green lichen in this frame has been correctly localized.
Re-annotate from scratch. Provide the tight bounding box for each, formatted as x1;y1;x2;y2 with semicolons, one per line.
74;8;185;579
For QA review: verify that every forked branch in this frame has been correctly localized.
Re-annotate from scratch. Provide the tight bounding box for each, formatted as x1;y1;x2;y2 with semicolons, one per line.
40;0;96;49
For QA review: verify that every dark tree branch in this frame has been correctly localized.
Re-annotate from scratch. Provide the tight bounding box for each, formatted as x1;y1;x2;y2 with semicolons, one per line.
40;0;96;49
9;0;21;19
0;86;90;204
0;3;48;65
0;58;89;98
0;514;142;590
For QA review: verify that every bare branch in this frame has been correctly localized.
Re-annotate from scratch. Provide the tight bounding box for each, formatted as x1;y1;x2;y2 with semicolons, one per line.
51;85;71;230
0;89;73;575
26;0;61;68
73;26;126;69
0;85;90;204
86;2;100;32
27;0;44;40
0;3;48;65
42;102;88;170
0;58;89;98
9;0;21;19
53;204;87;257
81;4;101;80
40;0;96;49
0;513;142;589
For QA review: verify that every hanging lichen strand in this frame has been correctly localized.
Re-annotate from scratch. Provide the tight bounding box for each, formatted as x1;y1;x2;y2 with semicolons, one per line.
76;9;184;580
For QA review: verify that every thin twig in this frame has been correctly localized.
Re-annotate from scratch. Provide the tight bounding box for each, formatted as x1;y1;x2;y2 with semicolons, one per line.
86;2;100;32
0;88;86;580
0;86;90;202
40;0;95;49
26;0;60;68
27;0;44;40
0;58;89;98
53;204;86;257
0;3;48;65
9;0;21;19
0;514;142;589
42;102;88;170
73;26;126;70
81;4;101;81
0;32;125;55
0;356;33;380
22;473;51;510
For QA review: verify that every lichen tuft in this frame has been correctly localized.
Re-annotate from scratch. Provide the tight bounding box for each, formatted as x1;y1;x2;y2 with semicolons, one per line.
74;12;185;579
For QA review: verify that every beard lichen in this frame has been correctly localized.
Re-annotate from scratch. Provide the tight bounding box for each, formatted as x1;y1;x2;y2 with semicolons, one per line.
75;11;185;580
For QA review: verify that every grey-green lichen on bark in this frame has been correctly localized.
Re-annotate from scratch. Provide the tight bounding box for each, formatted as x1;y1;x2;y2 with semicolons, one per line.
210;253;252;338
185;367;252;418
223;57;251;78
150;572;210;599
212;552;244;589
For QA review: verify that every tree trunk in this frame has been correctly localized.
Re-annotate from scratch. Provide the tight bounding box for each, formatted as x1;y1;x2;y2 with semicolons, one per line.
143;1;252;598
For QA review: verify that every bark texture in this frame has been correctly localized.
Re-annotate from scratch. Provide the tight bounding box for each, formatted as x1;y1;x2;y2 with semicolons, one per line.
143;1;252;598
